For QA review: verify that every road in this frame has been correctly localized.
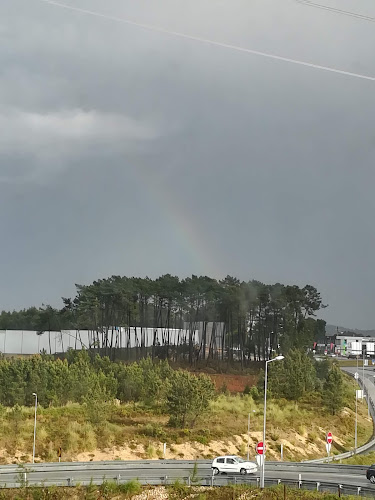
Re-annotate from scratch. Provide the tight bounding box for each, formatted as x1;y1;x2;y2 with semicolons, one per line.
0;460;372;490
342;365;375;403
343;364;375;454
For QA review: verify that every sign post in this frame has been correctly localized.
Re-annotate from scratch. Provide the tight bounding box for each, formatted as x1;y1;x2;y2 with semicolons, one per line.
326;433;333;462
256;442;265;470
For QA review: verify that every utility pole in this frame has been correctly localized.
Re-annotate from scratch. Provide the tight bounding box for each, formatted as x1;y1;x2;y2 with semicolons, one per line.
363;343;366;401
247;413;250;461
260;356;284;488
32;393;37;464
247;410;256;461
355;355;358;453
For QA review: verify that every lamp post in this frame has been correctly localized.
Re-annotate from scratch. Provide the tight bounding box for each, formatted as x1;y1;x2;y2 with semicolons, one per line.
363;345;366;407
247;410;256;461
260;355;284;489
32;393;37;464
355;355;359;452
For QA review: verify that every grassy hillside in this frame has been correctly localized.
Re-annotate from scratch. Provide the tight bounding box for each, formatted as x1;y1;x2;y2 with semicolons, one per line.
0;375;371;465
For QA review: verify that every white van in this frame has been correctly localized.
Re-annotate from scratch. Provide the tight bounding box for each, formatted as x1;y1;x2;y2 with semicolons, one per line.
211;455;258;475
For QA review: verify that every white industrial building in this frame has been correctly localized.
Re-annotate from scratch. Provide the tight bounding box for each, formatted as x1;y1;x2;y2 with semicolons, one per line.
335;335;375;357
0;327;200;356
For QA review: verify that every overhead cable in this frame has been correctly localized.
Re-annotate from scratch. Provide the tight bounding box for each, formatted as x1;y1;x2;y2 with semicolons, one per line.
294;0;375;23
37;0;375;82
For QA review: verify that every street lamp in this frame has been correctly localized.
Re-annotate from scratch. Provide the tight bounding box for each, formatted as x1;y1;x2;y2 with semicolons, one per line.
260;355;284;489
32;393;37;464
355;355;359;452
247;410;256;461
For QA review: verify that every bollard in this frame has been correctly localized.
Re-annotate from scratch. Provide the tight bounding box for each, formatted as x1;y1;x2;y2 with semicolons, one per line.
256;477;260;488
117;474;121;485
298;474;301;489
316;482;320;491
24;472;27;485
338;485;342;497
278;479;281;485
164;475;168;486
211;475;214;487
68;478;73;487
357;487;361;495
188;476;191;487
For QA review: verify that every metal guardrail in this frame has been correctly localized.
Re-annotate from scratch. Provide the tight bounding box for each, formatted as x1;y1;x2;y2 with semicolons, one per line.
2;473;374;498
0;460;369;475
0;460;371;481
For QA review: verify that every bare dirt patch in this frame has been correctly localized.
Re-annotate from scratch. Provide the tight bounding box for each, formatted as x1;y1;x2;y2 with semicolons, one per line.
208;374;257;392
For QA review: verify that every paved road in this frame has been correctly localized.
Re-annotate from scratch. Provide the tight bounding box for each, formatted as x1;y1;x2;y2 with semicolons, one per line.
342;365;375;402
0;460;372;490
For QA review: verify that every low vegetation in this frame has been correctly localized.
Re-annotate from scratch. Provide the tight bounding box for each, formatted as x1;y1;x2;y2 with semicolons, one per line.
342;451;375;465
0;484;362;500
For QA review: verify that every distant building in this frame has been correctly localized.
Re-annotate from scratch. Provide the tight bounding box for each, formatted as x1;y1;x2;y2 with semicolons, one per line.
0;327;198;356
334;335;375;357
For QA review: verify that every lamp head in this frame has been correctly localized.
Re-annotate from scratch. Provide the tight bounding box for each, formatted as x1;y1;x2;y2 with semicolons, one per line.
274;355;284;361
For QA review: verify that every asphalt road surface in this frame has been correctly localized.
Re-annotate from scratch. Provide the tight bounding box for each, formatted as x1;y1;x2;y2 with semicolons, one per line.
0;460;372;489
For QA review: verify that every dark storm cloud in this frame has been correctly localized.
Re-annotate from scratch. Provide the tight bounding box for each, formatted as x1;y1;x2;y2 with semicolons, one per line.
1;0;375;328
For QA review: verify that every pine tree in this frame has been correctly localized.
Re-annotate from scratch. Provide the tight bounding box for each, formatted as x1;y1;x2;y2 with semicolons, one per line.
323;365;344;415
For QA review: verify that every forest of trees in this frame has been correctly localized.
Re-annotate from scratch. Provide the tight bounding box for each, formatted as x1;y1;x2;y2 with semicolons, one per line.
0;275;327;364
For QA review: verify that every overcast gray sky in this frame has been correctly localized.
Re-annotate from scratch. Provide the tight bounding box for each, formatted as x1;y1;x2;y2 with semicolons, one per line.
1;0;375;329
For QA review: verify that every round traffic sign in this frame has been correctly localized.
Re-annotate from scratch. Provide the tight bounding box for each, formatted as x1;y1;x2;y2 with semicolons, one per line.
256;442;264;455
326;432;333;444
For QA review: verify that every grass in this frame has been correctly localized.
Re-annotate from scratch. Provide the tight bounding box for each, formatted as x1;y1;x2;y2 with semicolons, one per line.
341;451;375;465
337;360;366;367
0;484;361;500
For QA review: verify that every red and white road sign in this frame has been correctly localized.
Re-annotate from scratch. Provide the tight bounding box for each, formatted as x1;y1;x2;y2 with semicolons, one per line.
256;442;264;455
326;432;333;444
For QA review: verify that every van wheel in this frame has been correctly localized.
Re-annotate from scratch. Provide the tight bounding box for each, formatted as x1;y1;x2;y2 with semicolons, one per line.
240;468;247;475
370;475;375;483
212;468;219;475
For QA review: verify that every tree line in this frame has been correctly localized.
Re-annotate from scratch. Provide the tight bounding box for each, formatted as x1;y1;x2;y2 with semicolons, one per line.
0;274;327;364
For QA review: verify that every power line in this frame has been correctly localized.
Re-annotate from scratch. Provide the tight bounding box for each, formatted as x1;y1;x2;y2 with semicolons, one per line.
37;0;375;82
294;0;375;23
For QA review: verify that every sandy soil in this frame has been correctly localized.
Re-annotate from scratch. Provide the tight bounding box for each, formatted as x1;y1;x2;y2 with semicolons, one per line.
72;432;331;463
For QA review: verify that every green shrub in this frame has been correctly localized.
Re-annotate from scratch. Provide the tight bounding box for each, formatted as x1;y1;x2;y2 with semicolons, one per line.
250;387;260;401
100;480;118;498
196;436;208;446
168;479;189;498
145;444;155;459
118;479;142;496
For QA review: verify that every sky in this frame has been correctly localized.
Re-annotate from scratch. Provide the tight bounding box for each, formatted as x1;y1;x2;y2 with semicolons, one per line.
1;0;375;329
